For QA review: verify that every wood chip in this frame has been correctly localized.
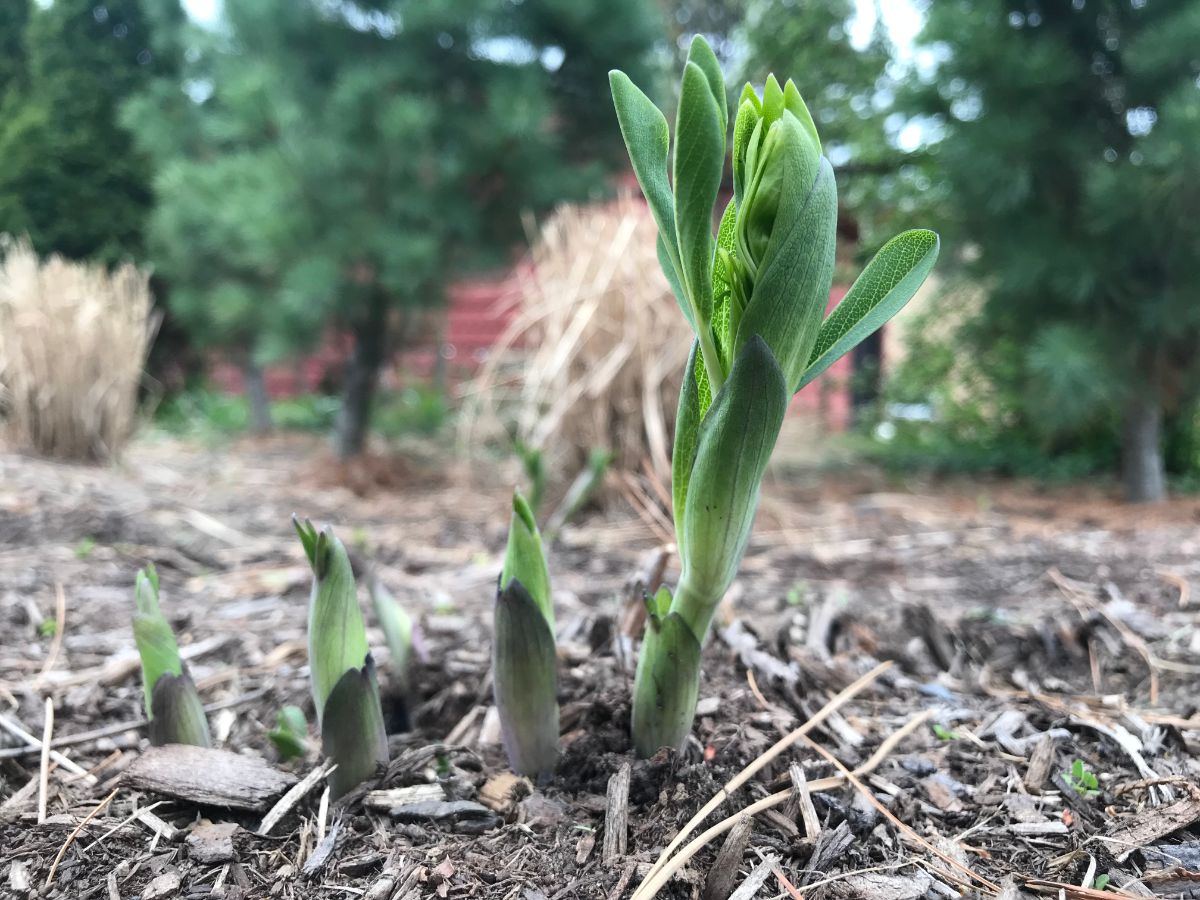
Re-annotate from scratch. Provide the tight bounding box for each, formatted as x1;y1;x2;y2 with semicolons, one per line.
1024;734;1056;793
125;745;297;812
186;822;238;864
828;870;933;900
786;763;821;842
728;855;779;900
363;783;445;812
478;772;531;819
302;821;341;876
1100;796;1200;862
575;832;596;865
136;809;181;842
258;760;335;835
702;815;752;900
141;871;181;900
602;763;631;865
388;800;499;833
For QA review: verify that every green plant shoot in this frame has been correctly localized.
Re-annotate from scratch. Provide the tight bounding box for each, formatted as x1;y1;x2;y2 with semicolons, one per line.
296;517;389;798
370;576;413;694
493;490;558;778
268;705;308;761
132;564;211;748
611;35;939;756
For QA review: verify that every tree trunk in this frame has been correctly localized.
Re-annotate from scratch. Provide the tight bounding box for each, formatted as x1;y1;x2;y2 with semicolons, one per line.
1121;394;1166;503
334;299;388;459
243;360;272;434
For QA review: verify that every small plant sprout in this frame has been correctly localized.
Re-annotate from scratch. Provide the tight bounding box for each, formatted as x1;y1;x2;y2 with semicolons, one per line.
132;565;211;748
611;36;939;755
492;490;558;779
1063;758;1100;797
370;574;416;731
370;576;413;693
267;705;308;761
295;517;389;798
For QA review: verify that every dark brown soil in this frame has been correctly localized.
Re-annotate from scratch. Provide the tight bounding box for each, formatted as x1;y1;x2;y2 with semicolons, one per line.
1;435;1199;899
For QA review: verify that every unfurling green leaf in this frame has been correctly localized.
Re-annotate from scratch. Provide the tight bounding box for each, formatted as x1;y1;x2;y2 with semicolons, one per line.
500;491;552;629
798;229;940;390
296;517;369;725
673;60;725;332
268;705;308;760
493;578;558;778
321;655;389;798
148;670;212;748
630;602;702;757
608;70;684;322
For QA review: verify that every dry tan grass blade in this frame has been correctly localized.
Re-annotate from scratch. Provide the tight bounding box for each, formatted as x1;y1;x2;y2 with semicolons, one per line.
0;237;155;460
630;707;932;900
460;198;692;489
640;660;893;887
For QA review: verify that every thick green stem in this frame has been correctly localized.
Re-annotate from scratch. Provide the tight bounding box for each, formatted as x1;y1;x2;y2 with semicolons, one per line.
630;574;721;757
669;571;724;646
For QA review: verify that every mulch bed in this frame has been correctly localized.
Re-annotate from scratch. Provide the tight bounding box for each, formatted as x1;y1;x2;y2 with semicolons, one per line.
1;435;1199;899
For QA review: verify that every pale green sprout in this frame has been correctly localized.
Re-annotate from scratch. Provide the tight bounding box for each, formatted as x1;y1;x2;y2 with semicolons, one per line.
132;564;211;747
295;517;389;798
268;705;308;760
370;576;413;692
611;36;939;755
492;490;558;778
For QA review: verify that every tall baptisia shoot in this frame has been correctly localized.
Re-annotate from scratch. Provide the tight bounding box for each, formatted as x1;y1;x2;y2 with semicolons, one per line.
611;37;939;755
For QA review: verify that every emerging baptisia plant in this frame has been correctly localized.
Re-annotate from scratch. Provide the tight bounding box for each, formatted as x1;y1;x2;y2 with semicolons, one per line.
610;36;939;755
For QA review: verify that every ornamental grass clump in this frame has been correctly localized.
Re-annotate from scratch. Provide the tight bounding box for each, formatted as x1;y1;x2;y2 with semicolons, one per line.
492;490;558;779
132;565;211;748
295;517;389;798
611;37;939;756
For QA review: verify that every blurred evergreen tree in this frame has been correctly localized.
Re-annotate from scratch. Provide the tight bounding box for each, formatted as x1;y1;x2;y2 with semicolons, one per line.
0;1;31;97
130;0;662;451
902;0;1200;501
0;0;181;262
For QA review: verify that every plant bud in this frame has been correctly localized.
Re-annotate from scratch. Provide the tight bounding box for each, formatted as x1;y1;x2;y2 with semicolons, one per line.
132;565;212;748
296;517;369;724
500;491;552;628
493;577;559;778
296;517;388;797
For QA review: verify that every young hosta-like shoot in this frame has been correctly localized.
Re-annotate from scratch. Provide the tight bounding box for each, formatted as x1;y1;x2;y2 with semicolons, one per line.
296;517;388;798
493;491;558;778
132;565;211;748
611;37;939;755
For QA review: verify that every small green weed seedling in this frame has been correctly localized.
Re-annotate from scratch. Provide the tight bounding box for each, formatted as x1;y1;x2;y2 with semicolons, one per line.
1063;758;1100;797
932;723;960;741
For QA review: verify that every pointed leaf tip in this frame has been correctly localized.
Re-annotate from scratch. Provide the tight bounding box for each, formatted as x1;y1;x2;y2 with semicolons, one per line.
797;229;939;391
